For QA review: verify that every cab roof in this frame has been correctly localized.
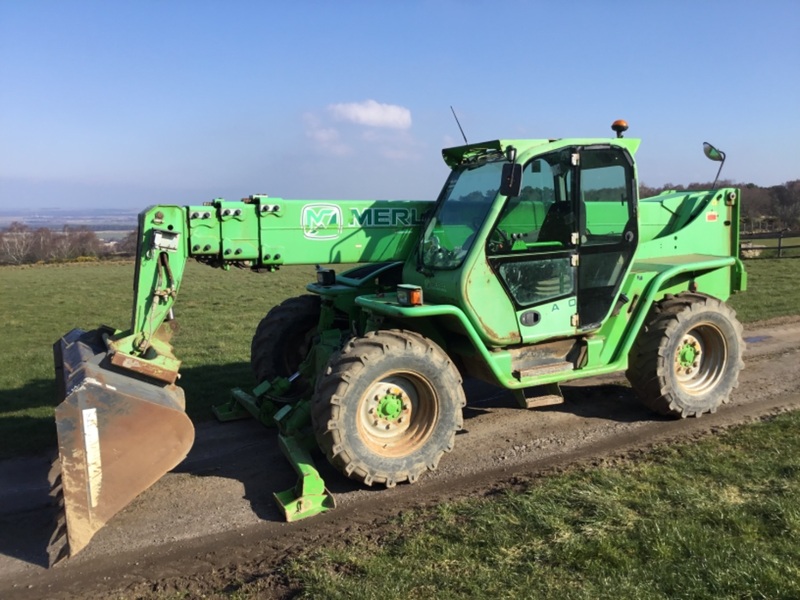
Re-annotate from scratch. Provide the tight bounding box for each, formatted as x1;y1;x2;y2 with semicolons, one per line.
441;137;641;167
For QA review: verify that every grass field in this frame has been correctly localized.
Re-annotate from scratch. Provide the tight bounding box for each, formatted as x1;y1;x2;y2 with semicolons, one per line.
0;260;313;458
0;257;797;459
727;257;800;322
276;410;800;599
0;258;798;598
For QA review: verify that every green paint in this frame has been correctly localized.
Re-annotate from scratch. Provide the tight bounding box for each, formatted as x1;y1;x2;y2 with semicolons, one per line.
678;341;699;368
376;393;403;421
61;129;746;533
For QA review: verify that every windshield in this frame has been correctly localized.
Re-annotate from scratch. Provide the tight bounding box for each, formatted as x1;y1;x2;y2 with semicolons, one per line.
420;158;506;270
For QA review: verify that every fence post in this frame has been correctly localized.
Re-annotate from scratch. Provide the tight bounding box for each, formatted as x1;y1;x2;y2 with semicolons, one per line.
778;231;784;258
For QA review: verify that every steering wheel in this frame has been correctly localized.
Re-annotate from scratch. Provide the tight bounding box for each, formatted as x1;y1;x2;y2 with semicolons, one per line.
487;228;510;254
423;235;458;266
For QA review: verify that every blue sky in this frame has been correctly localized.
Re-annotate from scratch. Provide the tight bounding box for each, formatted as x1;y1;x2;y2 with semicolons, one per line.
1;1;798;210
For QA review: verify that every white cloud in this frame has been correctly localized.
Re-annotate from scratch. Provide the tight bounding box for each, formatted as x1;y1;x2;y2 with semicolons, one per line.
359;128;423;160
303;113;351;156
328;99;412;130
308;126;340;145
301;104;421;161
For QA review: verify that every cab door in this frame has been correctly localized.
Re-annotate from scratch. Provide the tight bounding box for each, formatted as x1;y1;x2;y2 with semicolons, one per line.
487;145;637;343
487;150;580;343
575;145;638;329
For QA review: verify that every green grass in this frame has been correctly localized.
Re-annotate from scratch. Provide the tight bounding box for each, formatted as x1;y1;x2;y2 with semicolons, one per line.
271;410;800;599
0;260;313;458
728;258;800;322
0;258;797;458
0;259;799;598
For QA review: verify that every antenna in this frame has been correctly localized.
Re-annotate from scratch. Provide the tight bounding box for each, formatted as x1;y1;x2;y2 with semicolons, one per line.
450;106;468;145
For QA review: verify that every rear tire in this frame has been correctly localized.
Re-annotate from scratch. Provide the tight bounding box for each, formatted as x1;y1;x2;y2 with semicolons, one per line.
626;293;745;417
312;329;465;487
250;295;321;395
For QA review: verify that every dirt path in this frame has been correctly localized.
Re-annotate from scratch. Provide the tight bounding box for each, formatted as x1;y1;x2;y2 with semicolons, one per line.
1;317;799;599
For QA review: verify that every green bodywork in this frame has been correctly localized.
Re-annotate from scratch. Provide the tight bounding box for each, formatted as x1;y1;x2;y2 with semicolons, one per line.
104;135;745;520
107;198;428;379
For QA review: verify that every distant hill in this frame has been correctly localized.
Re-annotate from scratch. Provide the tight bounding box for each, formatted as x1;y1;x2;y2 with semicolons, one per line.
0;208;138;231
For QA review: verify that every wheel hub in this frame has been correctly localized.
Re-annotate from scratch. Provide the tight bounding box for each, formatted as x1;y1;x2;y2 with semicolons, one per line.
676;335;703;374
375;392;404;421
361;381;415;441
349;362;445;461
671;325;727;396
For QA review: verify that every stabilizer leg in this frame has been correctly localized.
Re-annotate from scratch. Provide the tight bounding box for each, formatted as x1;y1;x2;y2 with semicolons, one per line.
273;433;335;522
215;386;336;522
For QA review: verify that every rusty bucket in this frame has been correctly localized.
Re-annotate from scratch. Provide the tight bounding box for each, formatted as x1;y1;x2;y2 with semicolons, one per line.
49;328;194;565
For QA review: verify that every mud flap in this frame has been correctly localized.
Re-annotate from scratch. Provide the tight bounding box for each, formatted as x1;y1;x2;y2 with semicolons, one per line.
49;329;194;565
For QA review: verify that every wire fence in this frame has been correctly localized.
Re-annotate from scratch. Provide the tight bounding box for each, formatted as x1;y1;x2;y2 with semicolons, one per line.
740;230;800;259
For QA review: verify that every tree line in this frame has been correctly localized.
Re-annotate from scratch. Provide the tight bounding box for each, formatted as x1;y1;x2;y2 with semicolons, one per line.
640;179;800;233
2;179;798;265
0;223;137;265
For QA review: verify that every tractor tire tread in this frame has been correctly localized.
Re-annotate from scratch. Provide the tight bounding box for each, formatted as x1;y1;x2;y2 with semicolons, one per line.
312;329;465;488
626;292;744;418
250;294;321;386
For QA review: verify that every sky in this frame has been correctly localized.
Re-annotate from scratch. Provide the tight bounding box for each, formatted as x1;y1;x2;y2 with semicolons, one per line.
1;1;799;210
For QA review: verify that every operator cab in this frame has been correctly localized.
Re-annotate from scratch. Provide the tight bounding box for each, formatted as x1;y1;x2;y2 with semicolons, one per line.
488;145;637;330
416;126;639;344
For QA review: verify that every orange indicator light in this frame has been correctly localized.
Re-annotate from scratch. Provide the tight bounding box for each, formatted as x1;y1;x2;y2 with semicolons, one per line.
397;284;423;306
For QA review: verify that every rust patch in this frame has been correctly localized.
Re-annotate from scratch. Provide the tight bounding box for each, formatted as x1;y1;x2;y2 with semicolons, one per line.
110;351;179;384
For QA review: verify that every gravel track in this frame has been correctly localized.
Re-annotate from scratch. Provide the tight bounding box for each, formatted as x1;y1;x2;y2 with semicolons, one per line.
1;317;798;599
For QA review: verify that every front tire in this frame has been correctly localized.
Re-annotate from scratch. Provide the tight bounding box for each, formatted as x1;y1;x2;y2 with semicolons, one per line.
250;295;321;395
312;329;466;487
626;293;745;417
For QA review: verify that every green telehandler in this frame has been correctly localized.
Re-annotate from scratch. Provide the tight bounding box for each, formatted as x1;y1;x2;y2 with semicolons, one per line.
49;121;746;564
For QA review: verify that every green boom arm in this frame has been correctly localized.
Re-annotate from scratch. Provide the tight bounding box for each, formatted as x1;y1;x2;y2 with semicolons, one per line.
105;196;430;383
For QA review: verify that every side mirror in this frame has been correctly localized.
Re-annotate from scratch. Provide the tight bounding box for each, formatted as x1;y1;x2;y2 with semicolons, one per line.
702;141;726;190
500;163;522;197
703;142;725;162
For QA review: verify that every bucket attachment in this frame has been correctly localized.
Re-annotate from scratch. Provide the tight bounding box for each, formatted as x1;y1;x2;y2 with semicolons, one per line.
49;328;194;565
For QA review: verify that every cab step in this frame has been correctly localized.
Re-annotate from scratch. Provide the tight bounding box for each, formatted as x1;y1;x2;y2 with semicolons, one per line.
514;382;565;409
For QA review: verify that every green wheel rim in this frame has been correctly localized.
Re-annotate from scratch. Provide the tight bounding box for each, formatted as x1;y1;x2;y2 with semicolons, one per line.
356;373;438;458
673;323;727;396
